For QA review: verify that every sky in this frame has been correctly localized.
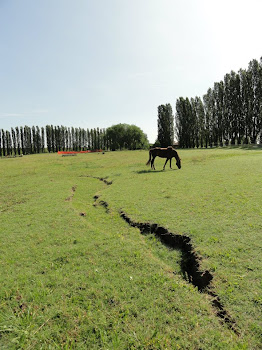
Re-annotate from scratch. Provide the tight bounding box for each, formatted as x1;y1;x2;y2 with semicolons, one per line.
0;0;262;143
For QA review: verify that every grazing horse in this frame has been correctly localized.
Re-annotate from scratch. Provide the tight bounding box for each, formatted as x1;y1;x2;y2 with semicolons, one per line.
146;146;181;170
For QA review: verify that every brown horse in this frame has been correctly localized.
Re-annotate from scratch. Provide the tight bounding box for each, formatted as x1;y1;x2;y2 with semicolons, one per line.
146;146;181;170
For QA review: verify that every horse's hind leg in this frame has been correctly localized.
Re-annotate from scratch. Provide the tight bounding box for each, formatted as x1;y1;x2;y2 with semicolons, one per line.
163;158;168;170
170;158;172;169
151;156;156;170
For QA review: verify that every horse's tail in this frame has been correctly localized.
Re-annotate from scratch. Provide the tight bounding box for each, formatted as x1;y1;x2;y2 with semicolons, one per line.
146;149;152;166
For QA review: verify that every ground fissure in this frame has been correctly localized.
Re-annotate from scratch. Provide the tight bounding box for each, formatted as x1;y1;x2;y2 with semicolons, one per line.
118;210;239;335
65;185;77;202
80;176;239;335
79;175;112;186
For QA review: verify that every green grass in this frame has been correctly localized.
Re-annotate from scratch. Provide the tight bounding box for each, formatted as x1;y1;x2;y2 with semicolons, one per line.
0;148;261;349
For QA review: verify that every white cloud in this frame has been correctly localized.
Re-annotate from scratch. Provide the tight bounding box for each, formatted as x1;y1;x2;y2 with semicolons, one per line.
0;110;49;119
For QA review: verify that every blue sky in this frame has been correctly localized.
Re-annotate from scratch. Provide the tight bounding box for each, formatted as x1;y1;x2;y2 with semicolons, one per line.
0;0;262;142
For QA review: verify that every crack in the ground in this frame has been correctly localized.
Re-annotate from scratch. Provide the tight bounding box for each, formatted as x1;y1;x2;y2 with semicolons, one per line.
119;210;239;335
84;177;239;335
65;185;77;201
79;175;112;186
92;195;110;213
119;211;212;291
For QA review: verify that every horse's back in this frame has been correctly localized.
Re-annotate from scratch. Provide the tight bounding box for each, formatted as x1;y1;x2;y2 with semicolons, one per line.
151;147;173;158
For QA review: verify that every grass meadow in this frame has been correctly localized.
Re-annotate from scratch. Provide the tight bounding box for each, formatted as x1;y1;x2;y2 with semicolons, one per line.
0;148;261;349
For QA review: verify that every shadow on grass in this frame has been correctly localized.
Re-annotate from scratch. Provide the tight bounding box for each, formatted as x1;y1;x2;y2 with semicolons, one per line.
136;169;178;174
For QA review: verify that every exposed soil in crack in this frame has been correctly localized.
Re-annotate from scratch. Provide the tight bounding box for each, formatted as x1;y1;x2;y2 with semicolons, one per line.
119;211;212;291
93;196;110;213
79;175;112;185
119;210;239;335
65;185;77;201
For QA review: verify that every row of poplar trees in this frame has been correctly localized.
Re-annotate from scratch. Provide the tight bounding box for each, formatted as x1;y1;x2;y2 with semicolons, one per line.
0;124;149;156
175;58;262;148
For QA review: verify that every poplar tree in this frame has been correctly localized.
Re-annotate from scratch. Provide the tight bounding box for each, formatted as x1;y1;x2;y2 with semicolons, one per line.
54;126;58;152
86;129;90;149
36;126;41;153
213;81;225;146
23;126;29;154
15;127;21;155
41;127;45;152
74;128;79;151
175;98;185;148
93;128;97;149
96;128;100;149
190;98;198;148
19;127;23;154
195;97;205;148
32;126;36;153
50;126;55;152
46;125;51;152
11;128;17;155
203;88;215;147
248;59;262;143
68;127;72;150
2;129;6;156
6;130;12;155
157;104;174;147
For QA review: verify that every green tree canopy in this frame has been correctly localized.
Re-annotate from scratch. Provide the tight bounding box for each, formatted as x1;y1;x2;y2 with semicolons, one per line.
174;57;262;147
106;123;149;151
157;104;174;147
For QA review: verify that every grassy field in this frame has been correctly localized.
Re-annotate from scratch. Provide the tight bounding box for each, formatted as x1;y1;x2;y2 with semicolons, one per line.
0;148;261;349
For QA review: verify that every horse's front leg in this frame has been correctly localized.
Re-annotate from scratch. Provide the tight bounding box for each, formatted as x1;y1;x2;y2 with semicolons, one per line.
170;158;172;169
151;156;156;170
163;158;168;170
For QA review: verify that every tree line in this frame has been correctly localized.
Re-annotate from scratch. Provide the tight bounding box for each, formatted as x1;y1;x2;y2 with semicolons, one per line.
175;58;262;148
0;124;149;156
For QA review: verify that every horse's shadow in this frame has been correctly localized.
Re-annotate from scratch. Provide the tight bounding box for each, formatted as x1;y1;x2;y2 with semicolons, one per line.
136;169;178;174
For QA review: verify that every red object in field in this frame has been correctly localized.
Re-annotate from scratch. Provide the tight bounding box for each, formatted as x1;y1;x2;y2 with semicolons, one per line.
58;150;103;154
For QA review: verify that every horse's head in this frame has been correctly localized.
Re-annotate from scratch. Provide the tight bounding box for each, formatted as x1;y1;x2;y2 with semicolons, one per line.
173;149;181;169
